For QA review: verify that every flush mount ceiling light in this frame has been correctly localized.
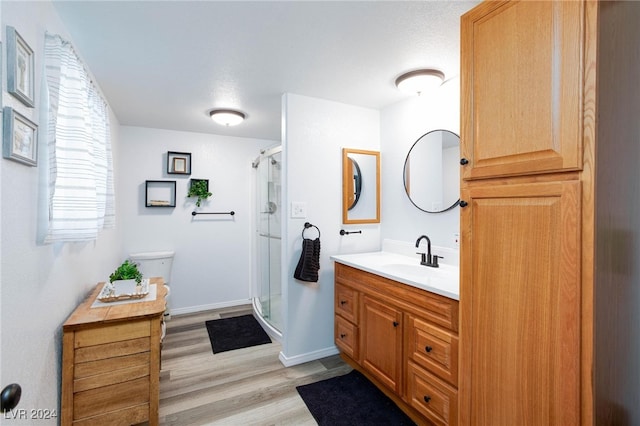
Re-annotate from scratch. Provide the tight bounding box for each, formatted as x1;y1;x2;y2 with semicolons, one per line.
209;109;246;126
395;69;445;96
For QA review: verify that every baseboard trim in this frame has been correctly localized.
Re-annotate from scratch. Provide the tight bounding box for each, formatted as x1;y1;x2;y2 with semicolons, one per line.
278;346;340;367
170;299;251;316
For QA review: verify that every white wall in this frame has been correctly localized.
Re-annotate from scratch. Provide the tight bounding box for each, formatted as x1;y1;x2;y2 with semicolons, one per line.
1;2;122;423
380;77;461;249
118;126;274;313
280;93;380;365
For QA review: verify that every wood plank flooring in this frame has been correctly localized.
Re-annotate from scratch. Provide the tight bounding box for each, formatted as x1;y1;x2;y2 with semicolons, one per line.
159;305;351;425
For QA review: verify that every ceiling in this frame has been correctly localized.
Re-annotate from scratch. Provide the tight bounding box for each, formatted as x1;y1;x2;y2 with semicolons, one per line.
52;1;479;142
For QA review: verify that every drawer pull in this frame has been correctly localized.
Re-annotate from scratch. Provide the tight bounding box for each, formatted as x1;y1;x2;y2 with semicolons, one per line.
340;300;347;305
340;333;347;339
425;345;433;353
423;395;431;403
393;321;399;327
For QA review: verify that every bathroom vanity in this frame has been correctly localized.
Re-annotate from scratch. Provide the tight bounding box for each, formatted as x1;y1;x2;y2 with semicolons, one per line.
332;251;459;425
61;278;167;426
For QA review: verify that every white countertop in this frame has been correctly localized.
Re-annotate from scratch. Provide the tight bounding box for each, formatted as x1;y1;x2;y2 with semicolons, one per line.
331;249;459;300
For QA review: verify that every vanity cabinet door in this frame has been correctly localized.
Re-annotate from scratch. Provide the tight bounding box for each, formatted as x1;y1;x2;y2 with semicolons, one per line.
360;295;403;394
459;180;581;425
461;1;585;180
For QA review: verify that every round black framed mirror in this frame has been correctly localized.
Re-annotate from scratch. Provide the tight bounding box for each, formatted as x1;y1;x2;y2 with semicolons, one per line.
403;129;460;213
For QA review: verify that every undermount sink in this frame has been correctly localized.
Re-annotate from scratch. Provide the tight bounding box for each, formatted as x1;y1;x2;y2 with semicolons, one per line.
380;263;451;279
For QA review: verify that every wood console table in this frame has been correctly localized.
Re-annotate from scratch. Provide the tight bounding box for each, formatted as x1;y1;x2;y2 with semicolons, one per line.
61;277;167;426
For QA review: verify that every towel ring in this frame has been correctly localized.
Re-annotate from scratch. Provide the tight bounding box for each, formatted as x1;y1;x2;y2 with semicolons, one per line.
302;222;321;239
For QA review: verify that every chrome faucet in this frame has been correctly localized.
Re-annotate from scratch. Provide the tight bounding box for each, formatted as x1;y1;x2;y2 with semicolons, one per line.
415;235;441;268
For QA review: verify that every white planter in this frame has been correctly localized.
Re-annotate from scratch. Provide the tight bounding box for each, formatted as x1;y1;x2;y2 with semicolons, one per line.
112;279;141;295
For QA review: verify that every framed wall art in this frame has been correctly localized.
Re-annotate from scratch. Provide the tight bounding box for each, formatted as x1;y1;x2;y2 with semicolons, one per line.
3;107;38;166
6;26;34;108
167;151;191;175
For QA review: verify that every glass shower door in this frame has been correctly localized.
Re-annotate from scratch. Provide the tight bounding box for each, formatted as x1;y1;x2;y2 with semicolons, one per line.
256;147;282;332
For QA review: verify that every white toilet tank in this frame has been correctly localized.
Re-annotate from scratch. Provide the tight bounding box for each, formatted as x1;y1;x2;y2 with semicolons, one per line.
129;250;175;285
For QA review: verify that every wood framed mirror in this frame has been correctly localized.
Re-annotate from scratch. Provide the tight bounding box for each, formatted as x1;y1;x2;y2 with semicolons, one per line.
342;148;380;224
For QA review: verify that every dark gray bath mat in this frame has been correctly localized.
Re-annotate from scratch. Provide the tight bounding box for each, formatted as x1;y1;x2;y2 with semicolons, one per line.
205;314;271;354
296;370;416;425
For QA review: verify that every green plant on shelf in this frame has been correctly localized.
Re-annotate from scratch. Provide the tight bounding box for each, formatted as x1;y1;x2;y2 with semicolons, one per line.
188;180;212;207
109;260;143;285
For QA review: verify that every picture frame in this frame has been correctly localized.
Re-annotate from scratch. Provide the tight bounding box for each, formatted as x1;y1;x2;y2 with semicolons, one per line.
6;26;35;108
145;180;176;207
167;151;191;175
3;107;38;166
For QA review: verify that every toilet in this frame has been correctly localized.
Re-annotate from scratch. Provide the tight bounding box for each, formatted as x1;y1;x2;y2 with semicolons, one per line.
129;250;175;320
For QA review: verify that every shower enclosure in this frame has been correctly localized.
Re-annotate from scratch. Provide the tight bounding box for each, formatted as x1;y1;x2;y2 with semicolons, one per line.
252;146;282;337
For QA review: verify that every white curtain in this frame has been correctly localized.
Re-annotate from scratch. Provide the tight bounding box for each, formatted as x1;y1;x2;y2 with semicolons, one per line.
42;33;115;243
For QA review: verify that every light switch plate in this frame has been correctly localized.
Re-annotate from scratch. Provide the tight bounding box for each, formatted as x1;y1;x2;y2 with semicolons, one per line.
291;201;307;218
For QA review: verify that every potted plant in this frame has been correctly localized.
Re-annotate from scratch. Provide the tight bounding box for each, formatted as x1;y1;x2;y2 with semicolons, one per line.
187;179;212;207
109;259;143;286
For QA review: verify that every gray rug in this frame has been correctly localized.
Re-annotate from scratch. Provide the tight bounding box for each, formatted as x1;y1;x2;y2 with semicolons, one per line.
205;314;271;354
296;370;416;425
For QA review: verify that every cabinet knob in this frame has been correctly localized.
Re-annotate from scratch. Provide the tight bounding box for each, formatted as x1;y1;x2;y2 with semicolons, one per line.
459;200;468;208
1;383;21;413
393;321;399;327
340;333;346;339
460;158;469;165
423;395;431;403
340;300;347;305
425;346;433;353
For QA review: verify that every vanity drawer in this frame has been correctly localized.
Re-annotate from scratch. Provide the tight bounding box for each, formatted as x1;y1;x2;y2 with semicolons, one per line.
335;315;359;360
407;361;458;426
407;314;458;386
335;283;359;323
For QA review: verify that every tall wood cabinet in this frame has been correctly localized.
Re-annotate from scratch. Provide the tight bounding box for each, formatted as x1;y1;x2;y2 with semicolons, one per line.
460;1;640;424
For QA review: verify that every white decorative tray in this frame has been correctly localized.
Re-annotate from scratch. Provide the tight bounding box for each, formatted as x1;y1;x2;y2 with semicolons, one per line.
97;279;150;303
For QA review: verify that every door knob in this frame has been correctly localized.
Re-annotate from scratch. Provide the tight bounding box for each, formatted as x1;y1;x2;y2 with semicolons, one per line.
460;158;469;165
1;383;21;412
459;200;468;207
423;395;431;403
393;321;399;327
425;346;433;353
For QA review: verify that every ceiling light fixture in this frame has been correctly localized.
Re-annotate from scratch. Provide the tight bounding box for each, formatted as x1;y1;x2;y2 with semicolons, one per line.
395;69;445;96
209;109;246;126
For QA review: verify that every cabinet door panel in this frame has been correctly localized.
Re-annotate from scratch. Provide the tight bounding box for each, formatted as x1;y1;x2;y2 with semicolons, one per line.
361;295;403;393
459;180;580;425
461;1;584;179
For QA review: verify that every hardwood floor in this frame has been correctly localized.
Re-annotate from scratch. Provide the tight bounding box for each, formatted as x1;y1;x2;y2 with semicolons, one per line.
159;305;351;425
